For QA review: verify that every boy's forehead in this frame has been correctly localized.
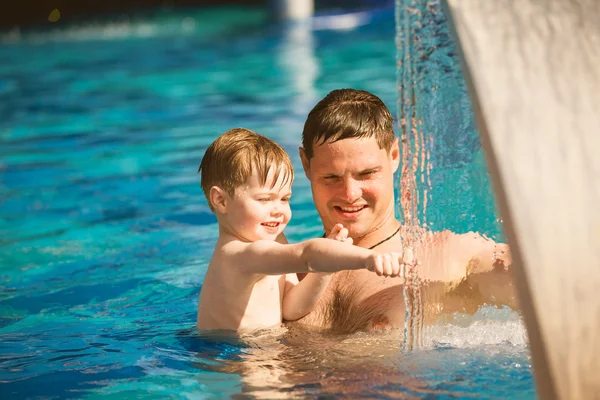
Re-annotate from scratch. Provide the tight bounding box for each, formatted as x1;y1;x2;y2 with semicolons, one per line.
245;167;293;190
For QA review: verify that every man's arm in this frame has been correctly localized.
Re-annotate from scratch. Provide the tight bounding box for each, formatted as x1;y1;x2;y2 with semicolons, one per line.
280;224;349;321
421;230;518;310
282;271;332;321
460;236;517;309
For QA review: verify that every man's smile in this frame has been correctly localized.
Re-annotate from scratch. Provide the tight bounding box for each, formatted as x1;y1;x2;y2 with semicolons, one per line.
334;205;368;218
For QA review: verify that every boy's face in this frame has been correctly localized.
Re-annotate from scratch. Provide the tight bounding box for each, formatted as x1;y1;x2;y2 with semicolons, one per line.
300;136;399;241
224;168;292;242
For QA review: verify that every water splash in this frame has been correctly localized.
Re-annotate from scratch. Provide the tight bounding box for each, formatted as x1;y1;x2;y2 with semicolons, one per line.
395;0;495;350
396;0;434;351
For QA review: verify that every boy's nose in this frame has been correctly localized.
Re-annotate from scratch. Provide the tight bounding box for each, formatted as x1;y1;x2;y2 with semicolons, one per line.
271;203;284;216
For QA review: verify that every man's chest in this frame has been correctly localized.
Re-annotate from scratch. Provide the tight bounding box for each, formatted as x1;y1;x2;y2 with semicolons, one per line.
298;271;404;332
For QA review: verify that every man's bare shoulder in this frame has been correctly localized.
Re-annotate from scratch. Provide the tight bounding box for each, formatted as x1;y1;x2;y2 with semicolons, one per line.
417;229;510;280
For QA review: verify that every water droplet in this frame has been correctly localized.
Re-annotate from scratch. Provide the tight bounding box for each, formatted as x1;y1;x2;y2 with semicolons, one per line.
182;17;196;32
48;9;60;23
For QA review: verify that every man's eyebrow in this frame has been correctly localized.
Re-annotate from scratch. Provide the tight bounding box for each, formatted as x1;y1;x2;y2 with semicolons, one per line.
360;167;382;173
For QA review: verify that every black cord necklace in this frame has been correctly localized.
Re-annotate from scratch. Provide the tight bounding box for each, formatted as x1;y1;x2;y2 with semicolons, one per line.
322;225;401;249
368;226;401;250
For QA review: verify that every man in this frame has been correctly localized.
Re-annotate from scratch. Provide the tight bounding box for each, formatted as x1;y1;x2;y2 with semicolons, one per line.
293;88;517;333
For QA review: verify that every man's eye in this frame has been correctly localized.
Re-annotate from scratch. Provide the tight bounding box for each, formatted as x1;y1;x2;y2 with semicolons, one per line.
324;176;338;180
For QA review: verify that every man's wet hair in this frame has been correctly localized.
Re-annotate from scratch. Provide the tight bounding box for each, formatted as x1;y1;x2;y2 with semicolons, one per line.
301;89;395;158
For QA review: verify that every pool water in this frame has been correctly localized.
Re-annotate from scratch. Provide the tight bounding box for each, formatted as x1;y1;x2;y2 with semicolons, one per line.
0;5;535;399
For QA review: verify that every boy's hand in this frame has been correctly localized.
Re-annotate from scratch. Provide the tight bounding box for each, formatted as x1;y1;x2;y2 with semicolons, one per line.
366;250;416;282
327;223;353;245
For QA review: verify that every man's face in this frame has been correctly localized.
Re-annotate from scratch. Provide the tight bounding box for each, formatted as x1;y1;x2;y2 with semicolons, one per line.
300;136;399;241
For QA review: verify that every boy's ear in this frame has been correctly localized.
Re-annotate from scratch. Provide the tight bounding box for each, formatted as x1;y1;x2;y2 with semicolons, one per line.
299;147;311;181
209;186;229;214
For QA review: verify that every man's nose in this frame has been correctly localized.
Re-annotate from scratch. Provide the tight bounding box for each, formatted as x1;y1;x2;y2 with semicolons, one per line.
341;178;362;202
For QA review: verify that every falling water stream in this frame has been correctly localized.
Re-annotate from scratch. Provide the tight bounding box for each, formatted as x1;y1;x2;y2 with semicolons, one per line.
395;0;504;351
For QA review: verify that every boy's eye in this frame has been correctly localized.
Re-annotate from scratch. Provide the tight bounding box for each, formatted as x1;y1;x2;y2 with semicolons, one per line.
258;198;270;202
281;197;290;203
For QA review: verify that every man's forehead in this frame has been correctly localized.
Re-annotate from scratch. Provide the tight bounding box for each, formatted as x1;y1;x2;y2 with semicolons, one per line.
310;137;385;165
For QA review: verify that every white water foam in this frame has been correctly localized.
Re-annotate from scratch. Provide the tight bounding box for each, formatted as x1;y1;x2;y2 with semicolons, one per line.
423;306;528;348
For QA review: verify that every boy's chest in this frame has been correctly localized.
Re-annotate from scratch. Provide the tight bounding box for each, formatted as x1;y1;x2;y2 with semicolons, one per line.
245;275;286;311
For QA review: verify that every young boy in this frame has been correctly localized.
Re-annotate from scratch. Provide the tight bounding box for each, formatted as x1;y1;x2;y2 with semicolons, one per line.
196;128;406;331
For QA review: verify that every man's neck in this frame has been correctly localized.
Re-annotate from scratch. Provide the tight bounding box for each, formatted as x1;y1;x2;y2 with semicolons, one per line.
352;218;403;250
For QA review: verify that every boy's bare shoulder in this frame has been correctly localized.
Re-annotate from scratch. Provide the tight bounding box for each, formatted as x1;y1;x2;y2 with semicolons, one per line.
221;239;285;256
213;240;276;275
219;239;246;254
219;239;270;257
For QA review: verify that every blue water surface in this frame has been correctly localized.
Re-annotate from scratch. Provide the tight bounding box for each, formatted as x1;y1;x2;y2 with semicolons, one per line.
0;5;534;399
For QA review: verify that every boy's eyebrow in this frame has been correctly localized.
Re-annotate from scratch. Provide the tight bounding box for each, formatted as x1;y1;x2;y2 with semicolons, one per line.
255;189;292;195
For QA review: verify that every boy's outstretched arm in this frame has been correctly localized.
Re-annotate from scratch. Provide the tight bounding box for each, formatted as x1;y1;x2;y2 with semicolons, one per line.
282;224;350;322
227;229;405;277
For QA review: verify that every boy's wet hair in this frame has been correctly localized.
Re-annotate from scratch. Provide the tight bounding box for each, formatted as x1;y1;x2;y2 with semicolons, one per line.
301;89;395;158
198;128;294;211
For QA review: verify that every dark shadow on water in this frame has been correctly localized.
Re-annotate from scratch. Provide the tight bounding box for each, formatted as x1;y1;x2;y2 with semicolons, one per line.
164;211;216;226
175;327;247;362
2;278;145;315
0;366;144;400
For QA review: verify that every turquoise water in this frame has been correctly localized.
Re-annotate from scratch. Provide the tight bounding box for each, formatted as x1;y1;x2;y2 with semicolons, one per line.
1;6;534;399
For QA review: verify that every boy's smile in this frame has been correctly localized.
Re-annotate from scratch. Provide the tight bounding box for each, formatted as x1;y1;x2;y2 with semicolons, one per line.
222;169;292;242
261;220;284;233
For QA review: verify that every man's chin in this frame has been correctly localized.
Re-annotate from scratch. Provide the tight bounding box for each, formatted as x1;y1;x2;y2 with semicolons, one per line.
345;224;368;241
325;217;367;238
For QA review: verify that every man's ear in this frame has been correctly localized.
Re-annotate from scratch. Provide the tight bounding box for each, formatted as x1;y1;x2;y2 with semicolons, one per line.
390;137;400;173
209;186;229;214
299;147;311;181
